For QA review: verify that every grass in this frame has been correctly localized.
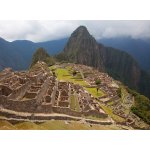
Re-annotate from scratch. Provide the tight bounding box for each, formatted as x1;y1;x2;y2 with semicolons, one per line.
0;120;122;130
85;87;104;98
70;93;80;112
121;86;129;103
15;122;45;130
99;104;125;123
52;66;104;98
49;65;57;70
55;68;87;86
0;120;17;130
107;101;114;106
85;115;108;121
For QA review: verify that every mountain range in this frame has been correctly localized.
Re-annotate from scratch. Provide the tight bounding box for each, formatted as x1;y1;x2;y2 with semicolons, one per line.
0;26;150;98
0;37;67;70
1;35;150;73
99;37;150;72
56;26;150;98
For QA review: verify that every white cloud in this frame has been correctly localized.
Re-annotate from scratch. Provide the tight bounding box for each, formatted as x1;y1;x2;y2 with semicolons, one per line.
0;20;150;42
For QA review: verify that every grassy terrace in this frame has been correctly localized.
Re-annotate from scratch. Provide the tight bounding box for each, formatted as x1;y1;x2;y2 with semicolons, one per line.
0;120;122;130
50;66;104;98
70;93;80;112
49;65;126;123
100;104;125;123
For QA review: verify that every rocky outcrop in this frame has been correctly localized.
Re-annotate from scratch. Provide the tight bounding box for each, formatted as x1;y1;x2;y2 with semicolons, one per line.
58;26;104;70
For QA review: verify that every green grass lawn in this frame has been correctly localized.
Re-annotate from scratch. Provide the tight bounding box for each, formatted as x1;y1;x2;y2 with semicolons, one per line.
70;93;80;112
99;104;125;123
55;68;87;86
85;115;109;121
52;66;104;98
85;87;104;98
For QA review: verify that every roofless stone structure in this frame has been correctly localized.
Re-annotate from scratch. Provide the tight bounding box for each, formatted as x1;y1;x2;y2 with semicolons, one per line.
0;61;109;123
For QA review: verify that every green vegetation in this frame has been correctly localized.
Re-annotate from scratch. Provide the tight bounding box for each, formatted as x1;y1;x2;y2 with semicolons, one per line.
116;88;121;98
52;66;104;98
95;79;102;95
95;79;101;85
70;93;80;112
127;87;150;124
72;70;77;76
100;104;125;123
55;68;87;86
30;47;55;67
0;120;17;130
85;87;103;98
0;120;122;130
85;115;108;121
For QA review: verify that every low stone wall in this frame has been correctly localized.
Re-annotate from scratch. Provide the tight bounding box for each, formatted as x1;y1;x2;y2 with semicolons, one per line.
36;103;52;113
0;98;37;113
52;106;82;117
0;111;80;121
0;95;7;100
103;95;119;104
0;98;53;114
8;81;31;99
83;110;108;118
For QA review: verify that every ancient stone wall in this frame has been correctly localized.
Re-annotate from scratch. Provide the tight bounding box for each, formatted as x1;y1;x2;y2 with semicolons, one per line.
83;110;108;118
36;103;52;113
8;81;31;100
52;106;82;117
0;98;53;113
0;98;37;112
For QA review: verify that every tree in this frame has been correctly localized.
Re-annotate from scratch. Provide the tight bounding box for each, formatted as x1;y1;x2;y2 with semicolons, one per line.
95;79;101;94
116;88;121;98
72;70;77;76
95;79;101;86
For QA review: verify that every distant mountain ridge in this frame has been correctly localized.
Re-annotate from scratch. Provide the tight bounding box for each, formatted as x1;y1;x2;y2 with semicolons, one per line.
56;26;150;98
99;37;150;72
0;37;68;70
0;35;150;72
0;26;150;98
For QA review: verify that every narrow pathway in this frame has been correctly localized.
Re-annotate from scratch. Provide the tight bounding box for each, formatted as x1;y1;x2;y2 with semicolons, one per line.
0;108;113;125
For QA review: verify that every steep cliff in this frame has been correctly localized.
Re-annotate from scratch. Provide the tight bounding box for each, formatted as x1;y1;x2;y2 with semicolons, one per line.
59;26;104;70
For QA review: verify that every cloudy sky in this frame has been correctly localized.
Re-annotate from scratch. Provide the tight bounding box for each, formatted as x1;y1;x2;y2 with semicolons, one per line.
0;20;150;42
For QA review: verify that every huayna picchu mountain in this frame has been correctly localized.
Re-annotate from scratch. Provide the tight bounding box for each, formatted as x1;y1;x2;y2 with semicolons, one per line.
56;26;150;98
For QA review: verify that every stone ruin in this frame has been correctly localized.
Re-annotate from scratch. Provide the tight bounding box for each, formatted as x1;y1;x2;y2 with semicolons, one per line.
0;61;108;120
70;63;119;100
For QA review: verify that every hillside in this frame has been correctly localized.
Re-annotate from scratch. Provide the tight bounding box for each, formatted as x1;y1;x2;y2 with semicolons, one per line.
0;38;67;71
30;47;55;67
56;26;150;98
1;35;150;74
0;38;26;70
99;37;150;71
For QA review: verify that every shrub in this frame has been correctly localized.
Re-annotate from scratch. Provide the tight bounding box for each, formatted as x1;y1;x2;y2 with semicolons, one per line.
95;79;101;85
116;88;121;98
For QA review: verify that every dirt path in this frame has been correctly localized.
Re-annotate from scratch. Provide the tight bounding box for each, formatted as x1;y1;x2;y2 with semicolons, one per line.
0;108;113;125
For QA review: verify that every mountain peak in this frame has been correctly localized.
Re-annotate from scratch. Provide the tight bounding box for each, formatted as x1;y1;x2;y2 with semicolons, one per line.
71;26;91;38
76;25;88;32
0;37;8;43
